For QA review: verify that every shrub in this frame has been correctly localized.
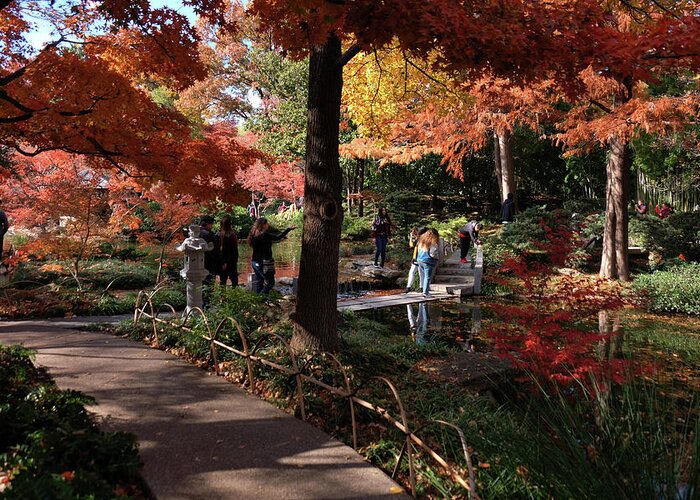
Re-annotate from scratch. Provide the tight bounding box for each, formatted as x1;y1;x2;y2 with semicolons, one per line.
0;345;142;498
632;263;700;314
342;214;373;241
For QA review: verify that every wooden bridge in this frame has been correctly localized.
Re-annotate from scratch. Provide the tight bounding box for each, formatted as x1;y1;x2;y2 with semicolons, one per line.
337;245;483;312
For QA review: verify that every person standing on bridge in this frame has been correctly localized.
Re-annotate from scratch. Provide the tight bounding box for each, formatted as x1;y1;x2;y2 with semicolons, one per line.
416;228;440;298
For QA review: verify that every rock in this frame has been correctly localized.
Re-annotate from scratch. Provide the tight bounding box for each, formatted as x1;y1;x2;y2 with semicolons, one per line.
360;267;402;280
277;277;295;286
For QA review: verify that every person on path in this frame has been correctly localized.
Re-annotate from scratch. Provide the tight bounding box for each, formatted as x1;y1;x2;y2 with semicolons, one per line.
501;193;515;224
416;228;440;298
635;199;648;216
404;226;427;293
216;216;239;286
655;202;673;219
247;217;294;294
458;220;482;264
0;204;8;263
372;207;392;268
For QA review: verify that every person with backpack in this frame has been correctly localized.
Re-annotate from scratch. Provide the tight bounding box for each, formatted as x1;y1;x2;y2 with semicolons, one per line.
0;204;8;264
458;220;482;264
216;216;239;286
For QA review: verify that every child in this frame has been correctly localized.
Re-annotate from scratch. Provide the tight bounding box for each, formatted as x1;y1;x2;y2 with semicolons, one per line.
404;226;427;293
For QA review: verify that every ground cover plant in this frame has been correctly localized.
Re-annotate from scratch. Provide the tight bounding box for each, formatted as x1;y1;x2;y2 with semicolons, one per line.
1;252;185;319
0;345;144;498
632;263;700;315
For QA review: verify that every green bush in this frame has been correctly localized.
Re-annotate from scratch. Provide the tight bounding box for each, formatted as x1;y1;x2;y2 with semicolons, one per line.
0;345;141;498
632;263;700;314
342;214;373;241
266;210;303;234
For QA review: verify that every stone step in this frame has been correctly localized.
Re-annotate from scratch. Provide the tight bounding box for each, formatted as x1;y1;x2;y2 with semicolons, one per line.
430;283;473;296
434;269;472;277
432;276;475;284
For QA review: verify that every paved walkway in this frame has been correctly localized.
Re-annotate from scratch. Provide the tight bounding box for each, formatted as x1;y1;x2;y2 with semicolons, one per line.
0;321;406;499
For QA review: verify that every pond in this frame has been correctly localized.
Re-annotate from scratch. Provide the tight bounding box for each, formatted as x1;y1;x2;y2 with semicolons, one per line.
355;299;700;393
237;238;300;278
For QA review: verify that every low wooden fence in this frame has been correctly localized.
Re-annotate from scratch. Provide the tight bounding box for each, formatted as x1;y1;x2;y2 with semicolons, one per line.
134;287;478;499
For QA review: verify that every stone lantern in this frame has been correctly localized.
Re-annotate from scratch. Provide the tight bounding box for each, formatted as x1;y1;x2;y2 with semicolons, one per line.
176;224;213;314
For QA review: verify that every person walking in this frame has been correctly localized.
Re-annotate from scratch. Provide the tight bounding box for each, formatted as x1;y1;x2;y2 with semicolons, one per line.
216;216;239;287
501;193;515;224
247;217;295;294
404;226;427;293
372;207;392;268
458;220;482;264
416;228;440;298
0;204;8;264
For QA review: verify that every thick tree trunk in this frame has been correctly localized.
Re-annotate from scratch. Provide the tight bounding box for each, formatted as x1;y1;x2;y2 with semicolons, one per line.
497;130;515;201
493;131;503;202
358;158;365;217
600;136;630;281
290;35;344;353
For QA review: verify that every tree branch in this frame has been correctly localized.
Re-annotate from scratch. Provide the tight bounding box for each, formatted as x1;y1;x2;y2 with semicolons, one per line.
337;43;362;68
589;99;612;114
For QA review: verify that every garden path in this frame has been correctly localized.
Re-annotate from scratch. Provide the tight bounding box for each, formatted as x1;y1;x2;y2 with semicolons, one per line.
0;321;407;499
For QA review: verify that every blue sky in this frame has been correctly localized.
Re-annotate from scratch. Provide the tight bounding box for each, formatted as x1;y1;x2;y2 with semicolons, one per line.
26;1;198;50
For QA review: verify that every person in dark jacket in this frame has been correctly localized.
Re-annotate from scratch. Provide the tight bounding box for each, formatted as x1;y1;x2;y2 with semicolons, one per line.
247;217;295;294
501;193;515;224
199;215;220;277
0;205;8;263
458;220;482;264
215;216;239;286
372;207;392;267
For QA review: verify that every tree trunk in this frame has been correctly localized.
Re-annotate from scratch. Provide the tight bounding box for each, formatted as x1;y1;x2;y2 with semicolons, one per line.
290;35;344;353
493;130;503;203
600;136;630;281
497;130;515;201
358;158;365;217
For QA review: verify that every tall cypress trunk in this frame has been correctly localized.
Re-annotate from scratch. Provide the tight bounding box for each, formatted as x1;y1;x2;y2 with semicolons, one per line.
358;157;365;217
600;136;630;281
290;35;344;353
493;131;503;202
497;130;515;201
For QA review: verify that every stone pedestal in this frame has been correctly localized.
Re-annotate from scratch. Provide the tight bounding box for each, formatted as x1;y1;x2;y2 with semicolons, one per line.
176;224;213;315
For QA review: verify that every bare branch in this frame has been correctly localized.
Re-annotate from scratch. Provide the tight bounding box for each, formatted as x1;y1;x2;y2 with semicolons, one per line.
337;43;361;68
589;99;612;114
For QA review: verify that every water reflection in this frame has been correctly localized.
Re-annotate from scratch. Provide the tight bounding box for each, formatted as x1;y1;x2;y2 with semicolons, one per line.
362;298;484;350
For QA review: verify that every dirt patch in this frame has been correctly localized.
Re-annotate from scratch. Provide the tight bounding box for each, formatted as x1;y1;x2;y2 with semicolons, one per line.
417;351;512;390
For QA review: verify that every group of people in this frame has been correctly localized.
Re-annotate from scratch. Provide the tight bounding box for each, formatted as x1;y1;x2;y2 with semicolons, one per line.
635;199;674;219
370;206;483;298
198;215;294;295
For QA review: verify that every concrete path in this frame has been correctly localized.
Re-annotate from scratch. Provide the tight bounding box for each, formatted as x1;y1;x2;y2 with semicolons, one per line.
0;321;407;499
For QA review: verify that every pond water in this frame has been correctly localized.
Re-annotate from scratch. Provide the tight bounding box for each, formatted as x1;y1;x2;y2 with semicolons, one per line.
237;239;300;278
355;299;700;392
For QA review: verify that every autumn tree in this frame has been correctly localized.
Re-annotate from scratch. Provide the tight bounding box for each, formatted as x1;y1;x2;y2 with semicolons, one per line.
0;1;261;201
247;0;649;352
